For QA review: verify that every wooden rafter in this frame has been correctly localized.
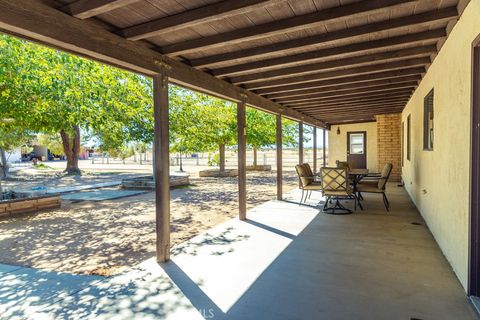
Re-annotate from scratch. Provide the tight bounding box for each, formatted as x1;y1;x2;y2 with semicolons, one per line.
229;45;435;84
295;98;410;111
63;0;139;19
254;67;425;95
292;95;412;110
266;75;420;100
120;0;280;41
246;57;430;90
160;0;414;56
212;29;445;76
277;82;417;104
189;7;457;67
282;90;414;106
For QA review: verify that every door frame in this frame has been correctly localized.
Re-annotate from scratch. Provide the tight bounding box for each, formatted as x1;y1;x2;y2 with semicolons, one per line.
346;131;367;168
469;33;480;296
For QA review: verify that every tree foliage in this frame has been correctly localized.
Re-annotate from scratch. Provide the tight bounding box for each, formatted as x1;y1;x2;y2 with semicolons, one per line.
0;34;153;173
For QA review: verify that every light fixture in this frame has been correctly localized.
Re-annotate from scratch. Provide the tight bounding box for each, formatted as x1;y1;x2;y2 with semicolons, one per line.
337;127;341;135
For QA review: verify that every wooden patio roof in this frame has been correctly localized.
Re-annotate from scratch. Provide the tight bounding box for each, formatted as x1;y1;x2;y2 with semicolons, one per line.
0;0;468;126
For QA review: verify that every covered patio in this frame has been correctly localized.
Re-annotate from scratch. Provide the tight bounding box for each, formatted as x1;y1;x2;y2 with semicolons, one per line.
1;186;476;319
1;0;480;318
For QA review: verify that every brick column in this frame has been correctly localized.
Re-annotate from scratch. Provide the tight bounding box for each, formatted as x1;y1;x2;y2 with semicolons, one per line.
376;113;402;182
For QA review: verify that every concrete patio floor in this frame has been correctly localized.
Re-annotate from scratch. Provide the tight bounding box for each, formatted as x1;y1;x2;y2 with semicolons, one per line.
0;184;477;319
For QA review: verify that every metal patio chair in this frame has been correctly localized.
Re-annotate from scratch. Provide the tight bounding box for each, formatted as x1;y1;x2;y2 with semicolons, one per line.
321;167;358;214
295;164;322;205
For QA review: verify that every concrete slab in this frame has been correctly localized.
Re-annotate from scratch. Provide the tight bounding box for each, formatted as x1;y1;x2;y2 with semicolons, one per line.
61;190;145;201
1;185;477;319
0;266;103;319
0;264;23;275
46;181;122;194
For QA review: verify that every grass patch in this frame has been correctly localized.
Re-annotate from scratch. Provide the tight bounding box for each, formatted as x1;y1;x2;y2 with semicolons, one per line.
34;163;54;170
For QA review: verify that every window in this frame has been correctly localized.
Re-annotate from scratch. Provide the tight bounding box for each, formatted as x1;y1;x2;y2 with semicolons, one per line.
424;89;434;150
349;133;365;154
407;115;411;161
401;121;404;166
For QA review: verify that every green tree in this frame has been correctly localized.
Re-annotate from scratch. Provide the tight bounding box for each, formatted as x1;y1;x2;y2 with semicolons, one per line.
37;133;64;156
169;86;236;172
0;121;32;179
0;34;153;174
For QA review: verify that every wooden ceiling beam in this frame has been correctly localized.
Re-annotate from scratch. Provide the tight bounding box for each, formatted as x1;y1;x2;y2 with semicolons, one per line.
212;29;445;76
311;106;405;118
328;119;377;126
161;0;413;56
293;97;410;110
120;0;279;41
254;67;425;95
281;85;416;105
0;0;325;128
309;107;406;117
230;45;434;84
298;104;409;116
267;75;420;100
281;90;414;106
63;0;139;19
291;94;412;108
246;57;430;90
190;7;457;67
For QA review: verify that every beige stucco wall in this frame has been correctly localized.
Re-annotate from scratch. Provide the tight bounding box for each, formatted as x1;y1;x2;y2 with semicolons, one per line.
328;122;378;171
401;0;480;292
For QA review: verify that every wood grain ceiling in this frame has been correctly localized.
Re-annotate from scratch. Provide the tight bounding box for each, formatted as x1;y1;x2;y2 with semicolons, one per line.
48;0;466;124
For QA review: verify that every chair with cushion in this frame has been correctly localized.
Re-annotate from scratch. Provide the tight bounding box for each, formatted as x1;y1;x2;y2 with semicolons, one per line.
356;163;393;211
336;160;350;169
320;167;359;214
303;163;321;182
295;164;322;204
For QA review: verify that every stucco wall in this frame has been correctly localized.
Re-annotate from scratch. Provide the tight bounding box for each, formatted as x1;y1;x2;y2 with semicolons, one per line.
401;0;480;292
328;122;378;171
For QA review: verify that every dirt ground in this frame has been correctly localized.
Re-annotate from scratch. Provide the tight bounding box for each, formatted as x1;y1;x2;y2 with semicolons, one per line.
0;168;297;276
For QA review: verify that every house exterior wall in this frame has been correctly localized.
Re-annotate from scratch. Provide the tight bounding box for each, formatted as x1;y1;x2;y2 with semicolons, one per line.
328;122;378;171
377;114;402;182
401;0;480;292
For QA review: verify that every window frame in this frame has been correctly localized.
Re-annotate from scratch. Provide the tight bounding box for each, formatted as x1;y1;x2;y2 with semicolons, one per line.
423;89;434;151
407;114;411;161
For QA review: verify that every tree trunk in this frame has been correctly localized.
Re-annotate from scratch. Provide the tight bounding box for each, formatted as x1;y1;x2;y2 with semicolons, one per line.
253;147;258;167
60;125;81;175
219;143;226;172
0;147;9;178
139;153;143;165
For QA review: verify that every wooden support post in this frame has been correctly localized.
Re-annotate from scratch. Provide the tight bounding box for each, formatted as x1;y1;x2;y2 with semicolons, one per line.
299;121;304;165
237;99;247;221
298;121;303;188
322;128;327;167
153;65;170;263
276;114;283;200
313;126;317;173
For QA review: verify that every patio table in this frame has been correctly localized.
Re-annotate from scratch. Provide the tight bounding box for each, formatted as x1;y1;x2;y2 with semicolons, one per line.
349;168;369;189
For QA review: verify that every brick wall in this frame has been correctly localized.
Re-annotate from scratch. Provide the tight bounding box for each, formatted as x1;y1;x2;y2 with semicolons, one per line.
376;113;402;182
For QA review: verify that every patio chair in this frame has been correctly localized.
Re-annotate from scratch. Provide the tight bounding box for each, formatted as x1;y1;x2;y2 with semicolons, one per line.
303;163;321;181
295;164;322;205
320;167;358;214
356;163;393;211
360;163;391;183
336;160;350;169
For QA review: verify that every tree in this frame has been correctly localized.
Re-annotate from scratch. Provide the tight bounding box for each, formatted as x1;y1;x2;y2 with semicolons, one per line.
0;121;32;179
37;133;65;156
169;85;236;172
0;34;154;174
108;145;135;164
246;108;276;166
